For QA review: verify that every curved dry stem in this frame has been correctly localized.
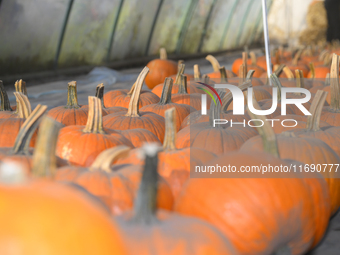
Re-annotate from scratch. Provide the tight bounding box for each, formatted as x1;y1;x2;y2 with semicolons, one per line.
330;53;340;110
246;101;279;158
206;55;221;72
0;81;12;111
174;63;185;84
12;105;48;155
163;108;177;151
292;49;303;66
91;146;130;173
14;93;31;119
126;67;149;117
283;66;294;80
160;48;167;60
159;78;173;105
222;81;251;112
127;82;137;96
306;90;328;131
32;117;62;178
83;97;105;134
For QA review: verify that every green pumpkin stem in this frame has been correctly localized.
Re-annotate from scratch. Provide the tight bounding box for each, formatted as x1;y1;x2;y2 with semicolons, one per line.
126;67;149;117
246;100;280;158
177;75;188;94
163;108;177;151
90;146;130;173
206;55;221;72
0;81;12;111
95;83;106;109
158;78;173;105
31;117;62;178
306;90;328;131
174;63;185;85
330;53;340;110
83;97;105;134
270;73;282;101
133;144;160;224
66;81;80;109
12;104;48;155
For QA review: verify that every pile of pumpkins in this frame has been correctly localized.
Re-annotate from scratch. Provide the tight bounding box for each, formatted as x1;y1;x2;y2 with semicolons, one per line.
0;46;340;255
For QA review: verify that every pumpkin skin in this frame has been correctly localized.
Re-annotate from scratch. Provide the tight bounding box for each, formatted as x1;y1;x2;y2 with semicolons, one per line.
47;81;89;126
145;48;178;89
0;180;127;255
103;89;159;108
120;128;161;148
174;151;319;255
240;135;340;215
56;97;133;167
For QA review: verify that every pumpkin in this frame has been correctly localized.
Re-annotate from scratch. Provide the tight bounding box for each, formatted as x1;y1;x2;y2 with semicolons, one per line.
151;63;204;97
116;108;217;198
104;82;159;108
285;49;310;77
205;54;236;79
55;146;174;215
240;98;340;215
115;144;238;255
120;128;161;148
175;90;257;155
145;48;178;89
141;78;195;131
320;54;340;126
0;172;127;255
47;81;88;126
175;108;331;254
308;54;331;79
103;67;166;143
82;83;127;115
0;93;37;148
56;96;133;167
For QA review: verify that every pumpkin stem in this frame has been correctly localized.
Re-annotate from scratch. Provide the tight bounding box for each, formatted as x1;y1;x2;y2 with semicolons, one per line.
174;63;185;85
32;117;62;178
14;93;32;119
246;70;255;80
126;67;149;117
177;75;188;94
12;104;48;155
202;74;210;84
319;50;329;61
209;90;226;127
14;80;28;114
127;82;137;96
306;90;328;131
283;66;294;80
159;48;167;60
90;146;130;173
246;99;280;158
95;83;106;109
274;64;286;77
238;64;247;84
219;67;228;82
294;70;304;96
83;97;105;134
292;49;303;66
270;73;282;101
309;63;315;79
206;55;221;72
325;73;331;87
222;81;251;112
133;144;161;224
163;108;177;151
66;81;80;109
158;78;173;105
275;49;281;65
194;64;202;80
330;53;340;110
0;81;12;111
249;51;257;65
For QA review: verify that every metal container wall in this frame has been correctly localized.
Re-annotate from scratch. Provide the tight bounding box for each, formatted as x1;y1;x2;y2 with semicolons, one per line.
0;0;273;75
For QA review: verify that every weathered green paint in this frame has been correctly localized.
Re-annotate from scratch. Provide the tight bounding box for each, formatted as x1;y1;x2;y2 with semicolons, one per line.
148;0;192;55
200;0;238;53
58;0;121;68
110;0;160;60
0;0;68;75
179;0;215;54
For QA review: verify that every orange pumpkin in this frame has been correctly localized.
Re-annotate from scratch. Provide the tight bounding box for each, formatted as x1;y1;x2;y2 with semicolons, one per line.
103;67;166;143
47;81;88;126
56;96;133;167
115;144;238;255
145;48;177;89
205;54;236;79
